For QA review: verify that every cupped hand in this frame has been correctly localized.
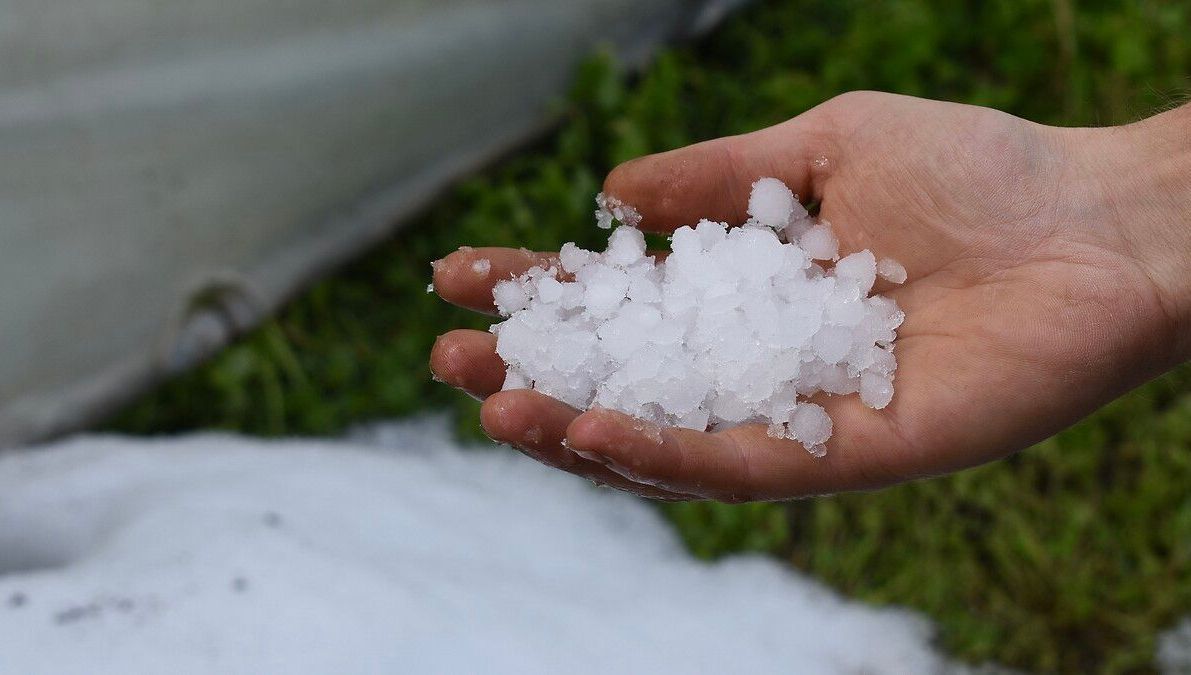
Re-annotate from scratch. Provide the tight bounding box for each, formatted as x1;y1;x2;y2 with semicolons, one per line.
430;91;1190;502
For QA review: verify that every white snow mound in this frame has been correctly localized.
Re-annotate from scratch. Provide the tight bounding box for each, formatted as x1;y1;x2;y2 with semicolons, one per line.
0;418;956;675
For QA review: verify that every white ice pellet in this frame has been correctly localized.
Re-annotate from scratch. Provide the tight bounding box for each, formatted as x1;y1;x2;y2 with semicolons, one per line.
595;192;643;229
605;225;647;266
503;368;529;390
859;371;894;409
537;276;565;304
559;242;593;273
789;403;832;447
800;223;839;261
472;259;491;276
492;280;529;315
812;325;854;365
876;258;908;284
835;250;877;294
747;177;796;229
487;179;903;456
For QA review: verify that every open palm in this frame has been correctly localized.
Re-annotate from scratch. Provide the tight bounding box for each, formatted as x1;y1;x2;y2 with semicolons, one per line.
431;91;1185;501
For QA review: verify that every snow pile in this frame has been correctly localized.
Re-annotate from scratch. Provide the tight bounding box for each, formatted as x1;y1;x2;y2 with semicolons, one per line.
0;419;960;674
1159;617;1191;674
492;178;905;456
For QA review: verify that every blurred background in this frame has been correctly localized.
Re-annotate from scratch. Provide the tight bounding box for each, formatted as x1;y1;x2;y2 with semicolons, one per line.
2;0;1190;672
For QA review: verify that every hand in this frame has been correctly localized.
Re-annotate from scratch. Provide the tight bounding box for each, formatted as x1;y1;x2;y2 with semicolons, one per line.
430;91;1191;502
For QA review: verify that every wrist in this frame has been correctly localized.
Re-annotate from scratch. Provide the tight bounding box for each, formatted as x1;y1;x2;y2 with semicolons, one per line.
1070;105;1191;365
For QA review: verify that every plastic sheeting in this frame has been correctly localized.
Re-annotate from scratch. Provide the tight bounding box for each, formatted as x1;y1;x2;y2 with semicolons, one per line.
0;0;746;448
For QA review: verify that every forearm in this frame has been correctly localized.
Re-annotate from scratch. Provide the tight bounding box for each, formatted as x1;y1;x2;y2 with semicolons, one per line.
1072;104;1191;365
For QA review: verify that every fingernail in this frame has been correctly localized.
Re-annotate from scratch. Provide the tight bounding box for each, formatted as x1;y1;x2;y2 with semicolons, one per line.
564;433;651;482
560;438;595;469
571;447;607;464
601;459;645;483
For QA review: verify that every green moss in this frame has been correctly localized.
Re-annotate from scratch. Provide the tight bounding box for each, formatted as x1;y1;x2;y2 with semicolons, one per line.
109;1;1190;671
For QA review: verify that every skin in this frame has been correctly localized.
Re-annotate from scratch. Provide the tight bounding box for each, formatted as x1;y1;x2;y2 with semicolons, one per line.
430;92;1191;502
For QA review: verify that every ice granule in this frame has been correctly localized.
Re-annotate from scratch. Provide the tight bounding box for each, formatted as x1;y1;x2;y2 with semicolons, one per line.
835;250;876;294
489;179;904;456
859;371;894;409
876;258;907;284
800;223;838;261
789;403;832;447
747;177;796;229
492;279;529;315
471;259;492;276
595;192;643;229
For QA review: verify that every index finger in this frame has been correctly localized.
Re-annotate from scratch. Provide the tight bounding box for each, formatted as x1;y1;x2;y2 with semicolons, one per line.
601;117;836;234
432;246;557;315
433;245;669;314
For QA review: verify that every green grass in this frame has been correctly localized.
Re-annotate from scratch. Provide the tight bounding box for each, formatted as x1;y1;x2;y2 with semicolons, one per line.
109;1;1191;671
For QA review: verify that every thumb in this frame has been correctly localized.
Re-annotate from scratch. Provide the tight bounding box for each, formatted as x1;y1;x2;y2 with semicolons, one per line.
601;113;838;233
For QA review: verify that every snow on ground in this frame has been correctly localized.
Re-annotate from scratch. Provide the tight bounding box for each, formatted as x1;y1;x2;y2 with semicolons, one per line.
0;416;962;674
1160;618;1191;674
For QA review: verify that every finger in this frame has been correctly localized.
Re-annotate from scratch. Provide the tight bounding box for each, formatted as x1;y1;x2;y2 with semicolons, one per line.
430;330;506;399
564;401;911;502
432;247;558;315
432;245;671;315
481;390;702;501
564;409;759;501
602;115;837;233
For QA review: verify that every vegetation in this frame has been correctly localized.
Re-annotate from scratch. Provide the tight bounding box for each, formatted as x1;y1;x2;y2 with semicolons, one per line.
110;1;1191;671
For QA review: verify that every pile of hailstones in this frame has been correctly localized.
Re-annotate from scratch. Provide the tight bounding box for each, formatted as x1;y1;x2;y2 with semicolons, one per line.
489;178;906;457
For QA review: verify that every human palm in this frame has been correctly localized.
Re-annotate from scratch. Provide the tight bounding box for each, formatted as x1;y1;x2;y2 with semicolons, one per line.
431;91;1187;501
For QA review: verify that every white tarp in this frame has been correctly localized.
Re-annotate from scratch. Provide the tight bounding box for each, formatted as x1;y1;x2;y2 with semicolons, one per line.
0;0;744;448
